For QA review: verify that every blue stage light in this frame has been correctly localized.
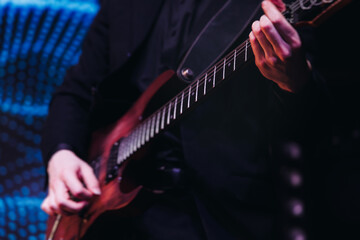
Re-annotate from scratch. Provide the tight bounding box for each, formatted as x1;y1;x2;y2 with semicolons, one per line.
0;1;100;239
0;0;99;117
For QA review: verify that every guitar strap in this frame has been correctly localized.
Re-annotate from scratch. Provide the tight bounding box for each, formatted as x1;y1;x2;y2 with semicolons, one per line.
176;0;262;82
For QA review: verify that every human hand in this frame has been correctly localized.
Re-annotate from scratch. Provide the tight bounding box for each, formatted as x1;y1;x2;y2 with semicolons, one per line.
249;0;312;93
41;150;101;215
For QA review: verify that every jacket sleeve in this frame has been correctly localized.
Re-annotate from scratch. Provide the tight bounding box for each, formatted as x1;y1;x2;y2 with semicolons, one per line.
41;0;110;164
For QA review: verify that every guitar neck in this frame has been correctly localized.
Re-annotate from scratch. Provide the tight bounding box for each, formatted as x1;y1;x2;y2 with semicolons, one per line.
116;39;253;165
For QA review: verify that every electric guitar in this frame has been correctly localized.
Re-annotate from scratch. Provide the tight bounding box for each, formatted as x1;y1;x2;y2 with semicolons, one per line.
45;0;353;239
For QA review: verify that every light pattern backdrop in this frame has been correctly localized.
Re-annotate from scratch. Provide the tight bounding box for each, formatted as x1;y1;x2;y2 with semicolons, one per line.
0;0;99;239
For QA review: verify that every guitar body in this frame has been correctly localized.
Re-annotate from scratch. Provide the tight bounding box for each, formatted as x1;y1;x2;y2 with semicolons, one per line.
45;70;185;240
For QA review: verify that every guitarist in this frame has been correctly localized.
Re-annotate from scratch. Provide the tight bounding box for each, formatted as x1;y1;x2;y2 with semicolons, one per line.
41;0;325;239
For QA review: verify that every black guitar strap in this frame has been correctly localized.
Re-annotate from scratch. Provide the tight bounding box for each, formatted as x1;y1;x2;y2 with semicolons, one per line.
176;0;262;82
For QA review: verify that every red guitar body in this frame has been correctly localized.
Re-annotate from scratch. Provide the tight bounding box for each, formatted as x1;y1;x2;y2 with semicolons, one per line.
45;70;183;240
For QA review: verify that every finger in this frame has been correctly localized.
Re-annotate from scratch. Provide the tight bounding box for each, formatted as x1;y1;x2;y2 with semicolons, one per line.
249;31;269;71
63;169;93;200
252;20;273;55
262;0;300;47
41;195;53;215
49;191;61;215
54;179;88;214
249;31;263;61
259;15;291;61
79;164;101;195
251;20;278;66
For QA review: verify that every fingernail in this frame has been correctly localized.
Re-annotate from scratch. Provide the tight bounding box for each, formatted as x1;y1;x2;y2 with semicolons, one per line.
92;188;101;195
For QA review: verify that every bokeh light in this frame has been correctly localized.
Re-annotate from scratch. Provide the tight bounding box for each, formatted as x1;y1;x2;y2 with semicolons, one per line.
0;0;99;238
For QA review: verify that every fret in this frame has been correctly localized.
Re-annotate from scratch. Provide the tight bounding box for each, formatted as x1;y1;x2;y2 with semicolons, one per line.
245;40;248;62
124;139;128;159
121;139;126;161
127;136;131;158
123;139;128;160
122;141;126;161
129;132;135;155
126;133;131;156
167;102;172;125
142;121;147;144
141;121;146;145
123;137;128;159
126;136;131;158
213;65;216;88
180;91;184;114
161;106;166;130
136;126;141;149
145;119;151;142
141;125;146;148
135;132;140;152
148;118;152;139
173;97;178;119
235;43;247;68
117;142;122;163
123;138;128;160
118;141;124;164
187;85;191;109
128;132;134;155
120;145;125;163
150;115;155;138
222;58;226;80
118;140;125;160
144;120;149;142
155;110;161;134
195;80;199;102
233;49;236;71
204;73;207;95
132;129;137;152
135;131;140;151
132;131;137;153
123;138;128;159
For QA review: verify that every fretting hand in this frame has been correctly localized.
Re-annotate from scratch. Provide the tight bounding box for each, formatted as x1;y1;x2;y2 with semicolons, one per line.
249;0;312;93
